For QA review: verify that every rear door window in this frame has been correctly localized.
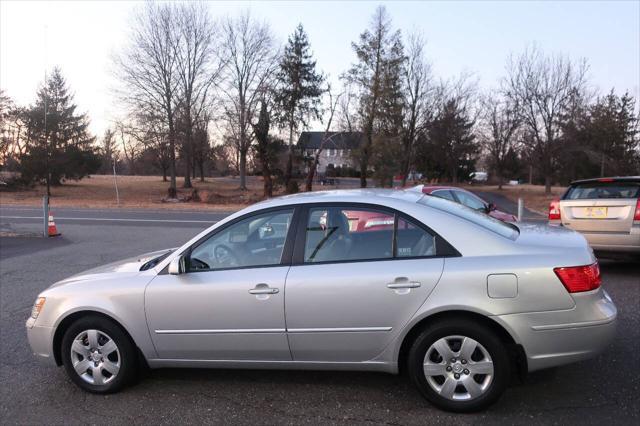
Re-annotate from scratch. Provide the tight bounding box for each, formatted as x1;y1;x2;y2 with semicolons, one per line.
304;207;394;263
565;183;640;200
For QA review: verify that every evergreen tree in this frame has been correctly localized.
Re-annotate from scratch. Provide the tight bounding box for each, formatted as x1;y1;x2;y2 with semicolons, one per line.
19;67;99;190
273;24;324;190
424;99;477;183
346;6;405;187
587;91;639;176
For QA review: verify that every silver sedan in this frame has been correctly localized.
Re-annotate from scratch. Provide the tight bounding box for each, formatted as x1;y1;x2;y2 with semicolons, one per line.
26;189;617;412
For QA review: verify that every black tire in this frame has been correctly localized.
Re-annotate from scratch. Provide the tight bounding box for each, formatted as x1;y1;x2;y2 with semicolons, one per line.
61;315;137;394
407;318;510;412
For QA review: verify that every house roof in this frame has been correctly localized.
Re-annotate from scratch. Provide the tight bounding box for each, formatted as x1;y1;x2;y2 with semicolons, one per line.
297;131;364;150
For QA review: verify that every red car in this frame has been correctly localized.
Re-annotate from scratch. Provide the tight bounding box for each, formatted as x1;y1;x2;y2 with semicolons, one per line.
415;185;518;222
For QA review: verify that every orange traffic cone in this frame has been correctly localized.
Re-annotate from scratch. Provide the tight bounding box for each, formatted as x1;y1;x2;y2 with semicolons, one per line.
48;213;61;237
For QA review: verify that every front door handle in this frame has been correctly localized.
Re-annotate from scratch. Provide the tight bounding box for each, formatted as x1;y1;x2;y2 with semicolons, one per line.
387;282;421;289
249;285;279;295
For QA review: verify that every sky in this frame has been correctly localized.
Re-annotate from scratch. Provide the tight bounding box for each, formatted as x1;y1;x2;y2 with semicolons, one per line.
1;0;639;137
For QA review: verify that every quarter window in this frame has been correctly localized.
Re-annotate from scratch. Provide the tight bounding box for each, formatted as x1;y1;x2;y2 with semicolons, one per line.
396;217;436;257
189;210;293;271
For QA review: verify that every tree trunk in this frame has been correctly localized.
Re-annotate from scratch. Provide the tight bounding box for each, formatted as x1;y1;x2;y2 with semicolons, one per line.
162;167;167;182
600;152;605;177
262;164;273;198
284;120;294;190
497;172;503;190
184;131;193;188
306;155;320;192
528;165;533;185
168;124;177;198
199;159;205;182
544;175;552;194
239;149;247;190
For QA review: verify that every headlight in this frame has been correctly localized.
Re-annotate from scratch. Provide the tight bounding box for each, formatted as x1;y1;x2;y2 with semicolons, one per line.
31;297;46;319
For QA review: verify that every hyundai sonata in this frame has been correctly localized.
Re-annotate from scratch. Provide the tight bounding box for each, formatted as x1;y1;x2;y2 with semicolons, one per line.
26;189;616;412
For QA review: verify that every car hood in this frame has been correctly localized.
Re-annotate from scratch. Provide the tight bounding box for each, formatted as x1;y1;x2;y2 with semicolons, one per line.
48;248;173;288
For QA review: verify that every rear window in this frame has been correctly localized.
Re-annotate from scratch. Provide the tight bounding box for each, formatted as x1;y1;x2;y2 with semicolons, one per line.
564;182;640;200
418;195;519;240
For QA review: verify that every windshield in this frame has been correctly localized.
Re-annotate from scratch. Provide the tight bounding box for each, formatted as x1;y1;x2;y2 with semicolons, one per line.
418;195;519;240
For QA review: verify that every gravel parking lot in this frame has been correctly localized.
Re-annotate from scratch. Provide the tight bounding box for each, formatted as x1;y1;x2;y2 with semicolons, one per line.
1;207;638;425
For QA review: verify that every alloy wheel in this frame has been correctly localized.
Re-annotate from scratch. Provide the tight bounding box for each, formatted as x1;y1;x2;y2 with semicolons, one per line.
422;335;494;401
69;329;121;386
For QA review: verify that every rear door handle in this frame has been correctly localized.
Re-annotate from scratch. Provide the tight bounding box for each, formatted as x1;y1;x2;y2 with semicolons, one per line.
249;285;279;295
387;282;421;289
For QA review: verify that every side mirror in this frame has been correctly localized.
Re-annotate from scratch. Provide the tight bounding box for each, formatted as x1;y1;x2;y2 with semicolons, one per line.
486;203;497;213
168;256;184;275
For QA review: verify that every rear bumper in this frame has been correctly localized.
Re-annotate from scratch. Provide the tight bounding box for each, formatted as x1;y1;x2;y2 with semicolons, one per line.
495;289;617;372
548;222;640;253
583;230;640;253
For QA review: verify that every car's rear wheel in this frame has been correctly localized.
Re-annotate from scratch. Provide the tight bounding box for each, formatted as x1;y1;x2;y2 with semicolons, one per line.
407;319;510;412
61;315;137;393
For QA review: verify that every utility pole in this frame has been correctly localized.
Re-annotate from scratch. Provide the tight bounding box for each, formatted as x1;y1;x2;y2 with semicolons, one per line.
112;157;120;206
44;24;50;198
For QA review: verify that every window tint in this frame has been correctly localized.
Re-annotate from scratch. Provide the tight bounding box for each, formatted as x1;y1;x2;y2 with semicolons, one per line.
396;217;436;257
453;190;486;210
304;207;394;263
189;210;293;271
565;183;640;200
418;195;519;240
431;189;456;201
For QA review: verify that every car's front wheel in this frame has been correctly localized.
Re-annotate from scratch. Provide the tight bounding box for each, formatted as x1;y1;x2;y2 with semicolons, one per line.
407;318;510;412
61;315;137;393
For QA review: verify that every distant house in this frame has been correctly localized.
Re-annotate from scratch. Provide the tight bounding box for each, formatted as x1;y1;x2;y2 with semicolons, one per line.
297;131;364;174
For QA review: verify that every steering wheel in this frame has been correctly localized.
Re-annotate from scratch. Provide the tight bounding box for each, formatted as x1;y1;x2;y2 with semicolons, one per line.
214;244;240;268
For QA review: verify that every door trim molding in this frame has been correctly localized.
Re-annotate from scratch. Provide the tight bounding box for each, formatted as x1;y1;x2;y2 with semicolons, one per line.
155;328;286;335
287;327;392;333
154;327;392;335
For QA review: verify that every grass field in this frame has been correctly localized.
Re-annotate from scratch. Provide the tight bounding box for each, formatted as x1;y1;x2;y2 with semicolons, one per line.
0;174;565;213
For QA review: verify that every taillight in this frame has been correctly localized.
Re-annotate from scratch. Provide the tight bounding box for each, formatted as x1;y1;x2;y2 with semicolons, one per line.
634;198;640;221
548;198;561;220
554;263;601;293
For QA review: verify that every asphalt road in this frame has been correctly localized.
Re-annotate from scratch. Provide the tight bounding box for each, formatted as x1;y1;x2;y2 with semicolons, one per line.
1;203;638;425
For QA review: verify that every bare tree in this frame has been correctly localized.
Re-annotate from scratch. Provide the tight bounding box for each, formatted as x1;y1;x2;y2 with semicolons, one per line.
305;88;342;191
174;3;221;188
219;11;278;190
114;121;143;175
400;32;433;186
505;46;588;193
115;2;180;196
478;93;520;189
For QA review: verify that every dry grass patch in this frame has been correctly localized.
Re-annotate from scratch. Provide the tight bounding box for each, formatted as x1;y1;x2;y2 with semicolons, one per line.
0;175;276;210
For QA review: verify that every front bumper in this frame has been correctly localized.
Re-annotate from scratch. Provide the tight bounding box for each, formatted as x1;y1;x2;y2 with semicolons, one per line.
495;289;617;372
26;317;56;365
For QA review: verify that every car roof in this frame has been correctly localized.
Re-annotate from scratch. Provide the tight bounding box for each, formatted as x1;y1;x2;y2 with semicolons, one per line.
570;176;640;185
249;188;424;210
